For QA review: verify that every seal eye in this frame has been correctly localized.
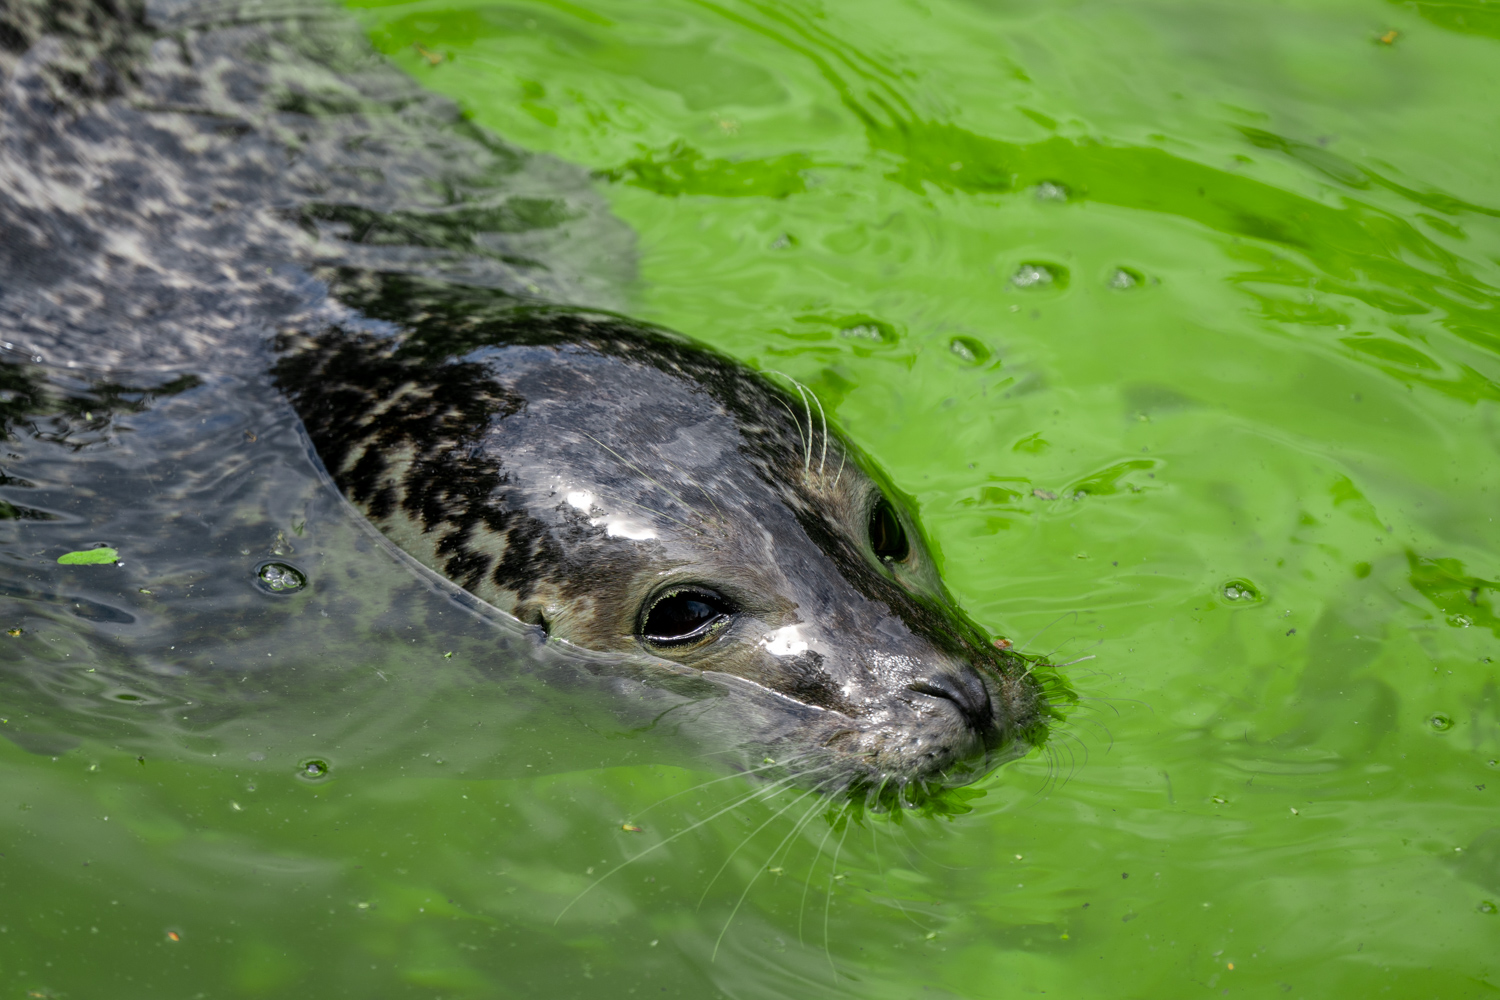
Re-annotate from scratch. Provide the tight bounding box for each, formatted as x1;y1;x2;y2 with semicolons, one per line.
869;496;910;563
640;588;734;647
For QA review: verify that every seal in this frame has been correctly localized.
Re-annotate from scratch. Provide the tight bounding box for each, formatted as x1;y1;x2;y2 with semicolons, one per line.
273;272;1051;791
0;0;1055;796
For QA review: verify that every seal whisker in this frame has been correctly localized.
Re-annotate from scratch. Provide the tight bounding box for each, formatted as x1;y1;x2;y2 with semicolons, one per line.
656;455;728;529
831;445;848;490
765;370;816;472
823;811;855;980
1043;632;1095;661
798;808;841;946
1076;694;1156;716
553;769;822;924
1055;730;1085;788
869;818;934;935
1019;610;1079;654
698;782;827;908
1061;715;1114;754
891;822;968;872
580;432;705;523
773;396;810;471
808;388;829;476
628;752;817;822
709;779;834;962
598;490;704;535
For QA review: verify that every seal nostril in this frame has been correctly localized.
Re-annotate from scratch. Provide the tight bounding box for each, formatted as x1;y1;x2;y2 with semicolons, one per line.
909;670;994;732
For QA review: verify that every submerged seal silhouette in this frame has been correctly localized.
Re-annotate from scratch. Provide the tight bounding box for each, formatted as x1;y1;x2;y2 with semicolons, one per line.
0;0;1054;793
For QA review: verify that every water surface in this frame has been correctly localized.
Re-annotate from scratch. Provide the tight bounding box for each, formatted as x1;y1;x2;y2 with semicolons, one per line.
4;0;1499;996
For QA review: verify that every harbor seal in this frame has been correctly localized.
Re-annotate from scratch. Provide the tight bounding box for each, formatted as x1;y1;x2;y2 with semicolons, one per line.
0;0;1055;795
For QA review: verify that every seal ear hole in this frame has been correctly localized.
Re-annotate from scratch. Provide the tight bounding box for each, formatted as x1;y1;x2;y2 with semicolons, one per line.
869;496;910;564
518;604;549;634
640;587;734;648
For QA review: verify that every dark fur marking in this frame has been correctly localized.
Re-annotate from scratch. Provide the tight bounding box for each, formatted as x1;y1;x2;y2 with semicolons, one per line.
273;327;527;596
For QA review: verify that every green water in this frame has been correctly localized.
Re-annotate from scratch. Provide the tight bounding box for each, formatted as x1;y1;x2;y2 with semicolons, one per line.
5;0;1500;995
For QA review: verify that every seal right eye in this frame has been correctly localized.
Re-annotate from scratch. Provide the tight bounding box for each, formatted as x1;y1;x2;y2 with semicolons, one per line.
869;496;910;564
640;588;735;647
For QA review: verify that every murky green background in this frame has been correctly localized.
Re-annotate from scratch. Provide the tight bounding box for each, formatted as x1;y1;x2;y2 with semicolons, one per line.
5;0;1500;995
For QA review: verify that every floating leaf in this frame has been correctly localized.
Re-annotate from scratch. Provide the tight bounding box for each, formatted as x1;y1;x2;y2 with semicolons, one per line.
57;547;118;566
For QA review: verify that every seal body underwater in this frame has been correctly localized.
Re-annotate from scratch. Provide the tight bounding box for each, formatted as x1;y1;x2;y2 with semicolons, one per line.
0;0;1053;794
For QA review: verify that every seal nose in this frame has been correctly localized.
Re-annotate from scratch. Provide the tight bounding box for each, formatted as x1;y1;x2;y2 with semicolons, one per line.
909;668;994;733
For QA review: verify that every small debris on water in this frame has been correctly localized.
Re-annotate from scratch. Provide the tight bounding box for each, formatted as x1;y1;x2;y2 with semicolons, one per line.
1429;713;1454;732
5;628;20;637
1211;795;1228;804
58;546;118;566
994;638;1013;650
1377;29;1399;44
166;930;180;942
298;758;329;780
1033;488;1057;500
621;822;643;833
414;43;446;65
443;651;454;659
1479;900;1497;915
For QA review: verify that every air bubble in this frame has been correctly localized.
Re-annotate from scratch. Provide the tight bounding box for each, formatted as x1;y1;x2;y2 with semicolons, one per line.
1034;181;1070;202
1110;268;1144;290
948;337;990;365
298;758;329;780
1221;579;1262;603
1011;263;1063;289
1428;713;1454;732
840;323;888;343
1479;900;1497;915
256;561;306;594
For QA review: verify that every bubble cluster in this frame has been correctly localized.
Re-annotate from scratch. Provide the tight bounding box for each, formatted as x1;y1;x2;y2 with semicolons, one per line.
256;561;306;593
1222;579;1262;603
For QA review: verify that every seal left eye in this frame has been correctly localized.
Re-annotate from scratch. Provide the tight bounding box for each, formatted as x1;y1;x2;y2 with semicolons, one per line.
640;588;735;647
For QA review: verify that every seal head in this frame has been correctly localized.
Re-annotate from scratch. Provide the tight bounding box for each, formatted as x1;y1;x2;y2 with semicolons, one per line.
276;274;1050;795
